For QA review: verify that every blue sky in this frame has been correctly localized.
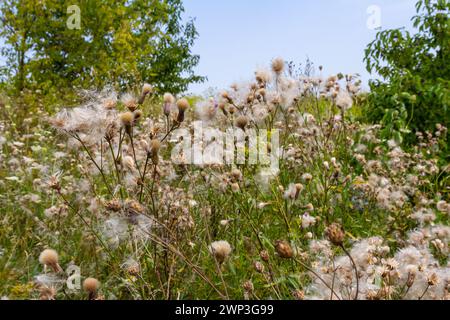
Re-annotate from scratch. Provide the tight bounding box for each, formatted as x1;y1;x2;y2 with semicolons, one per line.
183;0;417;94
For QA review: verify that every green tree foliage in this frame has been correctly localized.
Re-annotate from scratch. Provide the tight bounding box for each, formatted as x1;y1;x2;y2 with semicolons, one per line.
364;0;449;143
0;0;204;94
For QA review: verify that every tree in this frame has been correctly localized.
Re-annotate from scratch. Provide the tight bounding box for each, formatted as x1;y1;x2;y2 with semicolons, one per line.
0;0;204;94
364;0;449;142
0;0;38;92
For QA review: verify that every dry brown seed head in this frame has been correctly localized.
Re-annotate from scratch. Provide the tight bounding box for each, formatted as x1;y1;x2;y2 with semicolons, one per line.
142;83;153;95
272;57;285;74
325;223;345;246
176;98;190;112
133;110;143;122
83;277;100;300
164;93;175;104
243;280;254;293
254;261;265;273
39;249;59;266
260;250;270;262
120;112;134;127
150;139;161;154
235;115;248;130
274;240;294;259
292;289;305;300
124;97;138;112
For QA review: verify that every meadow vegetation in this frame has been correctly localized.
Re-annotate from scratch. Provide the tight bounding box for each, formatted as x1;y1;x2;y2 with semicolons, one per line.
0;0;448;300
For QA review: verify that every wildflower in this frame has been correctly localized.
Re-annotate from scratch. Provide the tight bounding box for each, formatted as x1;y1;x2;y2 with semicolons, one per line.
209;240;232;264
83;277;100;300
325;223;345;246
39;249;62;273
274;240;294;259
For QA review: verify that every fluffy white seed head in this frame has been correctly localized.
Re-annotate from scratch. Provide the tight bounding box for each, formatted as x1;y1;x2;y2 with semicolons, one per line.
83;277;100;293
209;240;232;263
39;249;59;267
